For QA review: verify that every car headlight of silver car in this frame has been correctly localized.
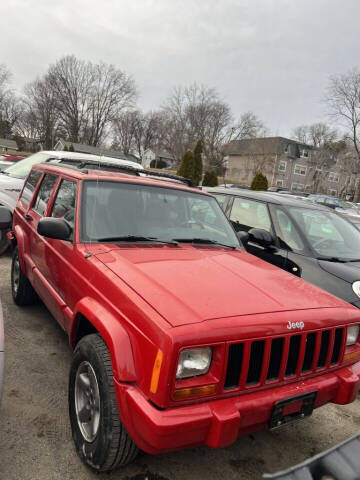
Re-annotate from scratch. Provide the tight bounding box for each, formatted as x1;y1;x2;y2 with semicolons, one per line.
352;281;360;298
176;347;212;379
346;325;359;346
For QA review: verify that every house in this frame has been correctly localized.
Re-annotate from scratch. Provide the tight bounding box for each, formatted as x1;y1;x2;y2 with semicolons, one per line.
142;148;176;169
21;137;43;152
223;136;359;197
54;139;140;164
0;138;18;152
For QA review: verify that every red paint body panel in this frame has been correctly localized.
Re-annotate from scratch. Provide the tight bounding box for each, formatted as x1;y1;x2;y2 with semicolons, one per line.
115;362;360;454
10;162;360;455
95;246;343;327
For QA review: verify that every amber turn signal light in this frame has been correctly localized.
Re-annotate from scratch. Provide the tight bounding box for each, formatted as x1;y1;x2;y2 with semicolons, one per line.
173;384;217;400
150;349;163;394
343;350;360;364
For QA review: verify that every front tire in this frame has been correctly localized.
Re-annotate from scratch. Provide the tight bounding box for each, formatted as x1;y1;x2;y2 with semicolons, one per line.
69;334;139;471
11;247;38;305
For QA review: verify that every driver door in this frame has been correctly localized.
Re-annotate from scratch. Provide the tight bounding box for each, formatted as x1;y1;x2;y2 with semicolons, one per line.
228;197;286;269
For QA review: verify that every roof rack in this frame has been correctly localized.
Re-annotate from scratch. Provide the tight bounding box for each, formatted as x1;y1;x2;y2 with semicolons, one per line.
45;158;194;187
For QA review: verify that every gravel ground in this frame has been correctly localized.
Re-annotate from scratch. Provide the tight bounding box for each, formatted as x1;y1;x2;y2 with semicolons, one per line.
0;251;359;480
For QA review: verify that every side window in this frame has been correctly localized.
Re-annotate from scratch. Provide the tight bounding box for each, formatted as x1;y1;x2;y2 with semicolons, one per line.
32;174;58;216
20;170;42;206
51;179;77;229
189;197;218;225
213;194;228;211
273;208;304;252
229;197;271;232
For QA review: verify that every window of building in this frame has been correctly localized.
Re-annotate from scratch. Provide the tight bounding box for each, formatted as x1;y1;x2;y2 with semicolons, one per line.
305;184;312;192
32;174;58;216
19;170;42;206
276;179;283;187
291;182;304;192
328;172;340;182
294;164;307;176
278;160;287;172
329;188;338;197
301;149;309;158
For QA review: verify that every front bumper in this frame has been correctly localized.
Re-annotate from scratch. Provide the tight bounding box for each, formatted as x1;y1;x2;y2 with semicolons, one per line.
114;362;360;455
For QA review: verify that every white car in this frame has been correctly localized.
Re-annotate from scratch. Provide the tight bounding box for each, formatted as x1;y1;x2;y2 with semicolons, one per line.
0;150;143;253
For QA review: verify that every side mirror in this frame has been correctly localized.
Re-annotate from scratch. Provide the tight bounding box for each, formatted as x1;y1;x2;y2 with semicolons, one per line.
0;206;12;230
248;228;274;248
237;231;249;245
37;217;72;241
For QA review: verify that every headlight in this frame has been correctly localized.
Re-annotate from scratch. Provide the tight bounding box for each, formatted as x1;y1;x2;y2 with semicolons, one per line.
352;281;360;298
346;325;360;346
176;347;212;379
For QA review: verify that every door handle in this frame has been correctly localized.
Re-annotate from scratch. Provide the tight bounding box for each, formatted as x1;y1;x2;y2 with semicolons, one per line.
24;214;32;221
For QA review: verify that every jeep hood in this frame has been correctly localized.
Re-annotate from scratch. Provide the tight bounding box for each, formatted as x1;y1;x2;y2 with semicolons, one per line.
95;246;345;327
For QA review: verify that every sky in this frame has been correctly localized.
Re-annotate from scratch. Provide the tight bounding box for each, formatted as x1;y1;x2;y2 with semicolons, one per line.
1;0;360;137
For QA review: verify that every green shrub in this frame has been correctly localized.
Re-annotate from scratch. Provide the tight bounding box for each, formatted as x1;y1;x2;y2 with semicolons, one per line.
69;144;75;152
251;171;268;190
193;140;203;186
62;144;68;151
202;170;218;187
177;151;196;184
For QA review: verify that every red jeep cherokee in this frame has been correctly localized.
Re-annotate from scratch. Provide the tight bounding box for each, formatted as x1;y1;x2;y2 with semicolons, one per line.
1;160;360;472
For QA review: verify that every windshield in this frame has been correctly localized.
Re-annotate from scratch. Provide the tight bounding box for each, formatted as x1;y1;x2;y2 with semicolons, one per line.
4;152;52;179
81;181;240;247
288;206;360;260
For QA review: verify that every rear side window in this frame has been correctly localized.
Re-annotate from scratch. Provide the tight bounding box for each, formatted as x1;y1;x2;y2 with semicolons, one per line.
213;194;228;211
20;170;42;206
32;174;58;216
229;197;271;232
273;208;305;252
51;179;77;229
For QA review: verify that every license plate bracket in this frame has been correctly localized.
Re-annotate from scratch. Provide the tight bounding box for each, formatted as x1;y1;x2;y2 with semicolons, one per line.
269;391;317;430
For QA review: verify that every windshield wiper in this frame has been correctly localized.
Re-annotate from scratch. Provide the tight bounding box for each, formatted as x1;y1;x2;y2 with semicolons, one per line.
172;237;237;249
96;235;179;245
316;256;348;262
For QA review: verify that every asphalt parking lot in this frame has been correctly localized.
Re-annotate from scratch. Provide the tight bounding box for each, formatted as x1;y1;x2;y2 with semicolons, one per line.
0;252;360;480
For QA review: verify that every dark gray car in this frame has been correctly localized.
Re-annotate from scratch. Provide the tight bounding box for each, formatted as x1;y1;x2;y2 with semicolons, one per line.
206;187;360;308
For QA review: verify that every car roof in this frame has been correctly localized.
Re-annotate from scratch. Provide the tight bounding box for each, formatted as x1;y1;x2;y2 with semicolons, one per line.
205;187;330;211
39;150;143;170
33;162;208;195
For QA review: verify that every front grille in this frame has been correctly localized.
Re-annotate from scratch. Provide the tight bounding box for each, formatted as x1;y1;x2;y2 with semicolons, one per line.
224;327;345;391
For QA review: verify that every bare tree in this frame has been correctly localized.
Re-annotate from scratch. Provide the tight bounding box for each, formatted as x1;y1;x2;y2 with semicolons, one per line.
47;56;136;146
326;68;360;161
85;62;136;146
292;125;309;145
112;110;140;154
47;56;94;143
161;83;265;167
292;122;338;148
18;75;59;149
0;64;19;138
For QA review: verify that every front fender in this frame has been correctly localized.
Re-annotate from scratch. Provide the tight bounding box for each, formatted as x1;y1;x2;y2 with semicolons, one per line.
71;297;137;382
13;225;28;273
